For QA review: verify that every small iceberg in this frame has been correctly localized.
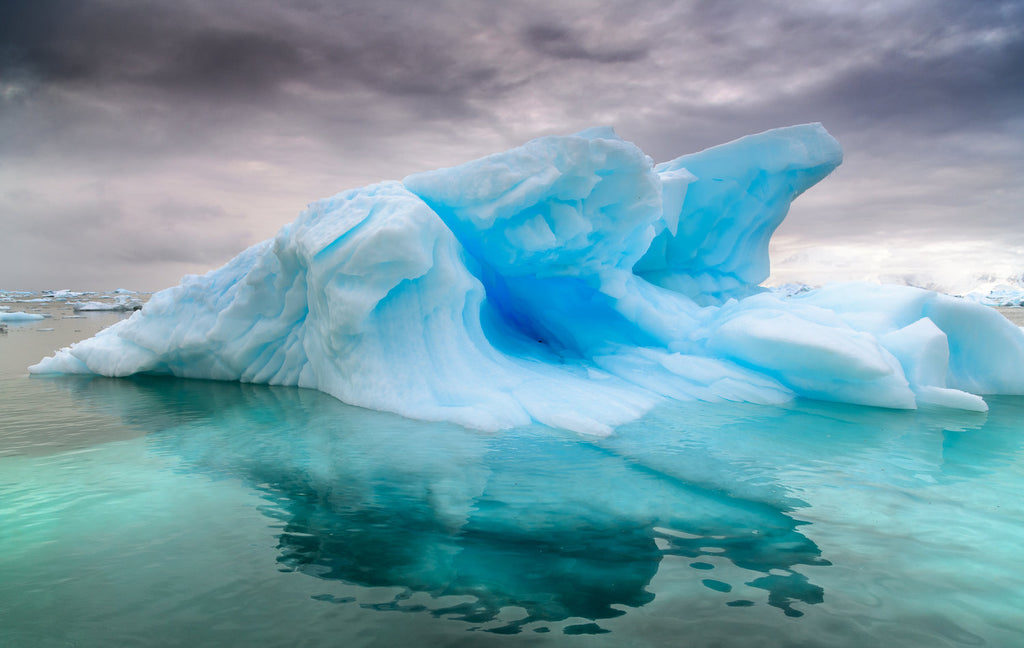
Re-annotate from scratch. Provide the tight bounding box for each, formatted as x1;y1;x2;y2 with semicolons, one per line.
0;311;46;322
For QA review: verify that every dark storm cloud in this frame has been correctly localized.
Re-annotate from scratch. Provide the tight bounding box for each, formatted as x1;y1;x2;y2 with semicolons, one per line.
0;0;506;102
1;0;278;90
2;0;1022;291
814;37;1024;133
1;0;183;85
154;28;307;98
623;0;1024;148
4;0;1022;124
524;24;647;63
782;2;1024;134
0;1;506;171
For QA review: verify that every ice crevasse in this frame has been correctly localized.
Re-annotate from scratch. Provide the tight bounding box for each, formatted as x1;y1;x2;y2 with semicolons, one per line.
31;124;1024;434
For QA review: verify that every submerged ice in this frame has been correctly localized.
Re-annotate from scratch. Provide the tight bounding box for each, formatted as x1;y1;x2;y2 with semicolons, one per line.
31;124;1024;433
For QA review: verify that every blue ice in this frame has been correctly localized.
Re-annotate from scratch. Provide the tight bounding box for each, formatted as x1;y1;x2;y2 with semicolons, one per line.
30;124;1024;433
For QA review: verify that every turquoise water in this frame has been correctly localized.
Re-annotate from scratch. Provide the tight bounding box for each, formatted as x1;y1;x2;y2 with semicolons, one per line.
2;308;1024;646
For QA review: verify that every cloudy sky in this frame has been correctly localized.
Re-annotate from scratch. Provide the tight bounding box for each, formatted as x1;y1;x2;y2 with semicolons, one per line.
2;0;1022;293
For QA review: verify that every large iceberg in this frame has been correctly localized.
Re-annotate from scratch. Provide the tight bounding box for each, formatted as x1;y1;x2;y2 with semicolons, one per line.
31;124;1024;433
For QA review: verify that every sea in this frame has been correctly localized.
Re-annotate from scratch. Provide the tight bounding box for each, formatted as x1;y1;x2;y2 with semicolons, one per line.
2;297;1023;647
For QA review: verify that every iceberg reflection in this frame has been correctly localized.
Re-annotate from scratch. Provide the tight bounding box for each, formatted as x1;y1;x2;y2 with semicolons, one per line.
38;374;848;631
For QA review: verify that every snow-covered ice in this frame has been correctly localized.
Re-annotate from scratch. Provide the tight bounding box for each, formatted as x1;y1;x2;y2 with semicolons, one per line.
30;124;1024;432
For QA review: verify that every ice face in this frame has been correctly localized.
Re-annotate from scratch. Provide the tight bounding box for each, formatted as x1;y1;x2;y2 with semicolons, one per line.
637;125;845;306
30;124;1024;432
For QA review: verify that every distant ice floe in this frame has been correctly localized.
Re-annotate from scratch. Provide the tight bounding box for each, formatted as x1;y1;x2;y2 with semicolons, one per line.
29;124;1024;433
71;295;144;312
769;283;816;298
0;291;37;302
773;282;1024;309
0;311;46;322
966;285;1024;308
0;288;147;312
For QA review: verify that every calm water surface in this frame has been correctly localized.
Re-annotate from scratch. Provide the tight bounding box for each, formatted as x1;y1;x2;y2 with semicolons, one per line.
1;301;1023;647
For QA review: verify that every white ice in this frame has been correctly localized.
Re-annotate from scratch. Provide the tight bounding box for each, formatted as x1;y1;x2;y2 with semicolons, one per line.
31;124;1024;432
967;285;1024;307
1;311;46;322
71;295;143;312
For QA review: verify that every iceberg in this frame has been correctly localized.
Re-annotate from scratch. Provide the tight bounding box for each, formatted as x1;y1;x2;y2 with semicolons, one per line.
30;124;1024;433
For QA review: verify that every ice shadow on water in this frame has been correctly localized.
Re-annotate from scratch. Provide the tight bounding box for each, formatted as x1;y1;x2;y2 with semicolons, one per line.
35;374;1022;633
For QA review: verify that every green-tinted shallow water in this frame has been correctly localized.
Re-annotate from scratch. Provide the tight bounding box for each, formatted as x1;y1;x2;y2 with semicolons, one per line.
1;303;1023;647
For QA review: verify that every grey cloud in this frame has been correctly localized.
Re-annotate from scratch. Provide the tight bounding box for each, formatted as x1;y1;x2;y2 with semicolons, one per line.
5;0;1022;154
832;43;1024;131
616;1;1024;160
2;0;1023;291
1;0;182;84
2;190;249;266
1;0;501;111
524;24;647;63
153;28;308;98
